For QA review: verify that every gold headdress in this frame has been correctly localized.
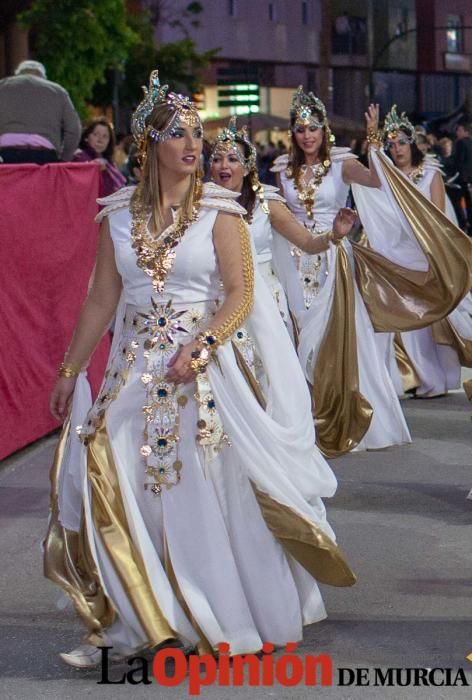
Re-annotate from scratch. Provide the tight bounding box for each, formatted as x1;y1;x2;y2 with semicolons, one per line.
131;69;202;162
290;85;328;129
209;116;257;170
209;117;268;219
382;105;416;143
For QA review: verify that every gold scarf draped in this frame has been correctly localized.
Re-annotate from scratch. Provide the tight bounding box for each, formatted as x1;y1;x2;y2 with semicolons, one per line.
312;243;373;457
253;486;356;587
43;419;115;646
394;332;420;392
86;420;177;646
353;151;472;332
432;319;472;367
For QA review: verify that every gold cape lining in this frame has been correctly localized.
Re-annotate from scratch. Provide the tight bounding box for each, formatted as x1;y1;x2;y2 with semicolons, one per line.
86;419;178;647
432;318;472;367
353;151;472;333
312;242;373;458
43;418;115;646
394;332;421;392
252;485;356;587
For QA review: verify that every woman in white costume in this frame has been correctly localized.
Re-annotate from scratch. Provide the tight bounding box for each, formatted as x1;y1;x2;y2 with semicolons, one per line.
46;71;355;669
373;106;472;397
209;117;355;337
271;87;412;458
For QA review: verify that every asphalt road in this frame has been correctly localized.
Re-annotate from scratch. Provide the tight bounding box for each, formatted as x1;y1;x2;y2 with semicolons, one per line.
0;388;471;700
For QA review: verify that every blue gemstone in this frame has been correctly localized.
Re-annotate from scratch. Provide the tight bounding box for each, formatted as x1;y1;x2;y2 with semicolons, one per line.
157;438;168;448
158;317;167;327
159;343;166;350
206;335;216;345
207;399;215;409
158;388;168;398
237;332;243;339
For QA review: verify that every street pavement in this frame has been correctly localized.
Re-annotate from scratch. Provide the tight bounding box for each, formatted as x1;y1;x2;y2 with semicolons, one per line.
0;388;471;700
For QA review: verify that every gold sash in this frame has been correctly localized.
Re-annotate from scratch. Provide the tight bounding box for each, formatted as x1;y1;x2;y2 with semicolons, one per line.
353;151;472;332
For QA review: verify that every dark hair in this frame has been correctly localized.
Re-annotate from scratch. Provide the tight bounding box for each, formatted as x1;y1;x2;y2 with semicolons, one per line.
234;138;257;220
457;119;472;134
79;117;116;160
127;144;140;174
386;127;424;167
288;109;330;181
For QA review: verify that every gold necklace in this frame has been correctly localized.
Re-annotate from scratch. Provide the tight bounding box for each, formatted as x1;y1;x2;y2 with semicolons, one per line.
406;164;425;185
294;160;331;220
130;179;203;294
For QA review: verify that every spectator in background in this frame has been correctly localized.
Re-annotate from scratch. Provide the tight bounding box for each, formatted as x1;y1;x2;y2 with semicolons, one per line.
0;60;81;164
452;120;472;233
124;144;143;185
114;133;134;172
73;117;126;197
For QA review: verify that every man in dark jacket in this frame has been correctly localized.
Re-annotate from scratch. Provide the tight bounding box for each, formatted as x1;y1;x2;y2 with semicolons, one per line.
0;60;81;164
452;120;472;234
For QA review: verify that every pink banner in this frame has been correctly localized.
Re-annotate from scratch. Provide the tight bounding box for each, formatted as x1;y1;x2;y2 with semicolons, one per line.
0;163;110;460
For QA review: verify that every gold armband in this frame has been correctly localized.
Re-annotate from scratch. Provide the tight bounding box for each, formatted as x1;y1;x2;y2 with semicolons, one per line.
58;361;80;378
366;128;382;149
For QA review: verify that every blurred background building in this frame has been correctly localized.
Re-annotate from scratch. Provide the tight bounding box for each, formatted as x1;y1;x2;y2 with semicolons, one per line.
1;0;472;139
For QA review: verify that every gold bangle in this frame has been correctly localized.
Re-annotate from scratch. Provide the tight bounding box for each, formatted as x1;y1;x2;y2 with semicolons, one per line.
58;362;80;378
366;128;382;149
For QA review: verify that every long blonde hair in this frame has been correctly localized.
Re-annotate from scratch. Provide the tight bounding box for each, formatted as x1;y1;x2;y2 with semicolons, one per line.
131;103;197;232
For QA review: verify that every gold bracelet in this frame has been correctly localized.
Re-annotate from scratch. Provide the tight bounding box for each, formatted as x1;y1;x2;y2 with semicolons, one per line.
189;346;212;374
58;362;80;378
366;128;382;149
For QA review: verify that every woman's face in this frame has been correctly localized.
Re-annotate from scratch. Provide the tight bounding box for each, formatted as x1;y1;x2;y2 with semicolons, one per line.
293;123;324;158
386;130;412;168
210;145;247;192
156;122;203;176
86;124;110;154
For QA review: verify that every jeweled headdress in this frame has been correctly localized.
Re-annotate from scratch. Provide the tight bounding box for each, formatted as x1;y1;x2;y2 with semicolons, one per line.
209;117;257;171
289;86;328;129
131;69;202;161
382;105;416;143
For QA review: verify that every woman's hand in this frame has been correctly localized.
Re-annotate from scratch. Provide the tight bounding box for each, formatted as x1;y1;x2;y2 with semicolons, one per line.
365;103;380;132
96;157;108;171
332;207;357;240
49;376;77;422
165;341;199;385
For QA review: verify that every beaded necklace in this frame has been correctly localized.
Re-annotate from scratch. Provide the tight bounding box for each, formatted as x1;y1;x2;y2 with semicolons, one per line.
292;160;331;220
130;178;203;293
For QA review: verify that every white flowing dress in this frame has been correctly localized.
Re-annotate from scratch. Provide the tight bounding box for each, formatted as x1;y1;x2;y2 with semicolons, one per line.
352;154;472;398
248;185;304;326
395;165;470;396
274;151;411;451
48;182;353;658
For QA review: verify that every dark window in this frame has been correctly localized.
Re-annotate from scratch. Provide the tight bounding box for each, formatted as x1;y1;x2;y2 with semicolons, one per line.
228;0;237;17
302;1;308;25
